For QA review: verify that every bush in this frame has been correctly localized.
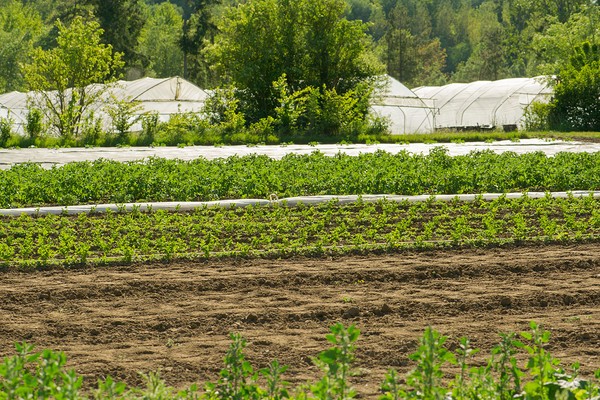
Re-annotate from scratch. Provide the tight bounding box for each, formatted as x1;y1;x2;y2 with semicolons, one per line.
25;109;45;140
0;117;13;147
523;101;553;131
549;42;600;131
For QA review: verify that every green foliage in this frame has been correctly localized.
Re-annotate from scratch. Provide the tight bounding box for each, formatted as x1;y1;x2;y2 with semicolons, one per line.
137;2;185;78
2;323;599;399
4;193;600;266
308;323;360;399
0;116;13;147
179;0;221;87
204;333;262;399
523;101;553;132
404;327;456;399
0;342;83;399
7;150;600;208
25;108;45;140
383;1;448;86
549;41;600;131
89;0;147;71
206;0;384;130
21;16;125;139
104;95;145;142
0;0;44;92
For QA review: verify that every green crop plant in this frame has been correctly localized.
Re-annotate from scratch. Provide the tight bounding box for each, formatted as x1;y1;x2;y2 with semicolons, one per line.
404;327;456;399
2;196;600;268
4;150;600;208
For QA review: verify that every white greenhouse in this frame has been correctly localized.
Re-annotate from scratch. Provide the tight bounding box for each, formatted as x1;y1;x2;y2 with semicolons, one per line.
413;76;553;131
0;76;209;134
371;75;435;134
1;75;554;136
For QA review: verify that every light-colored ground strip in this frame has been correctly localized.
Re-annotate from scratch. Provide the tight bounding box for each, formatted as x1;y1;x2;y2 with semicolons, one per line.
1;139;600;169
2;191;599;216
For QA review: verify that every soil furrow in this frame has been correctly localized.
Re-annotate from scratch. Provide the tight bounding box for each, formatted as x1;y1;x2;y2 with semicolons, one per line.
1;243;599;398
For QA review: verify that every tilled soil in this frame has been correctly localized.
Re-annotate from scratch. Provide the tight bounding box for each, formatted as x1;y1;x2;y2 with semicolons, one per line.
1;243;599;398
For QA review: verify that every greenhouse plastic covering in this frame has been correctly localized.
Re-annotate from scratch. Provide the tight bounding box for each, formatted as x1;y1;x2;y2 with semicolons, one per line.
413;76;553;130
1;191;599;216
0;77;209;134
371;76;435;134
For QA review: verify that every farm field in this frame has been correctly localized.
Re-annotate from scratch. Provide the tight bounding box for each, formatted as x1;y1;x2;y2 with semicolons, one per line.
0;243;599;398
2;150;600;398
4;196;600;267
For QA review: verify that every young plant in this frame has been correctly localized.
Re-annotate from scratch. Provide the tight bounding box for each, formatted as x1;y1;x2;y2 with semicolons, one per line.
404;326;455;400
309;323;360;400
204;333;263;400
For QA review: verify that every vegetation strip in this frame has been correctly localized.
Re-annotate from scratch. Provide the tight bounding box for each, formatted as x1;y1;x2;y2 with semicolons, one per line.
2;191;600;216
3;195;600;268
3;322;599;399
5;150;600;208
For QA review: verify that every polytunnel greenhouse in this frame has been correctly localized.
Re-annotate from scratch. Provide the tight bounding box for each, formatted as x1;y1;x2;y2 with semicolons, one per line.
0;76;209;134
413;76;553;131
371;75;435;134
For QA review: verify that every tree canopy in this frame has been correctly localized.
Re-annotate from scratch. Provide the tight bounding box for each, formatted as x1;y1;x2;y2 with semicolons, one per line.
206;0;384;122
7;0;599;90
21;16;124;139
2;0;600;136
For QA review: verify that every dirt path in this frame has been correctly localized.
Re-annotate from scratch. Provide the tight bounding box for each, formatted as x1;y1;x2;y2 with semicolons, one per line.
1;243;599;397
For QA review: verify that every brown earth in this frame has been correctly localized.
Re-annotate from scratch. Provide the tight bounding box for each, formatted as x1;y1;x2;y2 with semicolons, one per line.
1;243;600;398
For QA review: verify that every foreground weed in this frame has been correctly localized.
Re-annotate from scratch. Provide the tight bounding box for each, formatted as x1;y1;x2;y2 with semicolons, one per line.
404;327;456;399
260;360;289;400
449;337;479;400
204;333;262;400
0;342;83;400
95;376;128;399
305;323;360;400
3;323;600;400
516;321;560;400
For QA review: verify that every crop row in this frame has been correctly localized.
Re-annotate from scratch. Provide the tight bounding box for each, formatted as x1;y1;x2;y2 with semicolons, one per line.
2;322;599;399
3;148;600;208
2;195;600;268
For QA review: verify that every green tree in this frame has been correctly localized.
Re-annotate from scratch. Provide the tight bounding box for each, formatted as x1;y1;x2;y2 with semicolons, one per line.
207;0;383;123
383;0;447;86
21;17;124;140
0;0;44;92
453;1;509;81
34;0;145;74
137;2;185;78
88;0;146;74
180;0;222;87
549;41;600;131
530;4;599;75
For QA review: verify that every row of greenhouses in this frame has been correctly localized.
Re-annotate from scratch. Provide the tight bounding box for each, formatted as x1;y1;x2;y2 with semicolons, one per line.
0;75;552;135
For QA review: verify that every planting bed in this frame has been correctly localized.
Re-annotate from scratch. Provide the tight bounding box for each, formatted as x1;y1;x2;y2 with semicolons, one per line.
1;243;599;398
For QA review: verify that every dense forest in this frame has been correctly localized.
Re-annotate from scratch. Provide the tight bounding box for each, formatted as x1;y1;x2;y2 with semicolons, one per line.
2;0;598;93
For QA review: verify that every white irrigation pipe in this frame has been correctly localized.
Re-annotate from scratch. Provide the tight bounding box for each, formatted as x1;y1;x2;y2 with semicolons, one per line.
2;191;600;216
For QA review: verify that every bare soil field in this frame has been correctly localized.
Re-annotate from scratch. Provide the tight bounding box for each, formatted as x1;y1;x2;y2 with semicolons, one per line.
1;243;599;398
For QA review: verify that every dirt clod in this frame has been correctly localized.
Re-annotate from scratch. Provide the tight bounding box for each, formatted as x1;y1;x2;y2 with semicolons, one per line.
343;307;361;318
